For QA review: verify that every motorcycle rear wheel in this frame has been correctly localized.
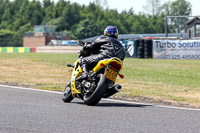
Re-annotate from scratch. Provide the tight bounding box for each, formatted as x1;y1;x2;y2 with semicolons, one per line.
83;74;108;106
62;82;74;103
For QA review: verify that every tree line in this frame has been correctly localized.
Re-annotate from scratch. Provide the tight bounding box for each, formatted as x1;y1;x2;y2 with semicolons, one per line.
0;0;191;46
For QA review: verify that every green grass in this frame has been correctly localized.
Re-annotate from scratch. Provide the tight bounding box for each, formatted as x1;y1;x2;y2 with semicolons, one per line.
0;53;200;107
123;58;200;89
0;53;78;66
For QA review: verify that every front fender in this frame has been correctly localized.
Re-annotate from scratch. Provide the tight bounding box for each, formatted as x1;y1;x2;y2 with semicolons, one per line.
70;60;82;95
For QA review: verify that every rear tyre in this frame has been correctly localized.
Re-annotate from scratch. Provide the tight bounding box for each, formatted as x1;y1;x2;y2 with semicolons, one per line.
83;74;108;106
62;82;74;103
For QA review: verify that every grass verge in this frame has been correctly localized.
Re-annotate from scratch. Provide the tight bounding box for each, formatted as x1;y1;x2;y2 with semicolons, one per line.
0;53;200;108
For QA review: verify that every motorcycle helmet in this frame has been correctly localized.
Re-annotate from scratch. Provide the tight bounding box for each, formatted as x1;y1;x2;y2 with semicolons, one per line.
104;26;118;39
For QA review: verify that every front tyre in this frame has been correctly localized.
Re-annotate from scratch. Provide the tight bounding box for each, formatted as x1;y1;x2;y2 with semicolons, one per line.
62;82;74;103
83;74;108;106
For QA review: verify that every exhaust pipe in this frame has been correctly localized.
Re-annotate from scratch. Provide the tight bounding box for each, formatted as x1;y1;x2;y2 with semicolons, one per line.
114;84;122;92
103;84;122;98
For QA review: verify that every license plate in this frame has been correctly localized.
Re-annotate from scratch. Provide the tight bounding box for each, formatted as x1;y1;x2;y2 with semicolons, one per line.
105;67;118;82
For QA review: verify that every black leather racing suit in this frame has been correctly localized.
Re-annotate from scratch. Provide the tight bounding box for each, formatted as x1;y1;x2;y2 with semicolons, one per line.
79;36;125;74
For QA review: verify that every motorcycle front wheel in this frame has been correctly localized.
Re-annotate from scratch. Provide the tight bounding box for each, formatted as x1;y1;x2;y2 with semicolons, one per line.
62;82;74;103
83;74;108;106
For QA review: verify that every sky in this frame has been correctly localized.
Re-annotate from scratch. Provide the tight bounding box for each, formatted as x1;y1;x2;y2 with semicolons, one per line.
66;0;199;16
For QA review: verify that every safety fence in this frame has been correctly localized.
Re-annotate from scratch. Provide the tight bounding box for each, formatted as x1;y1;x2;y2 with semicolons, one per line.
0;47;36;53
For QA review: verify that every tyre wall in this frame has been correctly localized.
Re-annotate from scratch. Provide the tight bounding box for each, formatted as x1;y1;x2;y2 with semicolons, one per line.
137;39;153;59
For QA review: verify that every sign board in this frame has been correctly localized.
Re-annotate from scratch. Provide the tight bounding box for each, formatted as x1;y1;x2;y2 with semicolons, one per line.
119;40;138;58
50;40;78;45
167;18;172;25
153;39;200;59
127;41;134;56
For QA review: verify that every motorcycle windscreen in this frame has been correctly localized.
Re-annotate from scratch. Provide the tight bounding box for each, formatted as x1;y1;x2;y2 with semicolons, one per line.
104;67;118;82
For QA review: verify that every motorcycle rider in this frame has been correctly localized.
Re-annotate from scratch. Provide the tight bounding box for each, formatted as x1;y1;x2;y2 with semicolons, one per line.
77;26;125;80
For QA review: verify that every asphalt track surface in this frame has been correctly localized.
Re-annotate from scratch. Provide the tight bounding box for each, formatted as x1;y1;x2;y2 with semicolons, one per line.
0;85;200;133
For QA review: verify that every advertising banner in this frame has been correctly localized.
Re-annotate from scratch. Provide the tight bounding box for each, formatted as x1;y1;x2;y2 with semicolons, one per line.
119;39;138;58
153;39;200;59
50;40;78;45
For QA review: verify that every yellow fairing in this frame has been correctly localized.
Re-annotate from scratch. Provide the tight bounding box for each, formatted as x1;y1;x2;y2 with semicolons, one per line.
71;60;82;95
71;57;123;96
93;57;123;73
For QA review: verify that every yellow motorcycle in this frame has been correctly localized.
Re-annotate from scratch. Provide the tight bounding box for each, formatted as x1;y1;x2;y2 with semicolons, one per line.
62;41;124;106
